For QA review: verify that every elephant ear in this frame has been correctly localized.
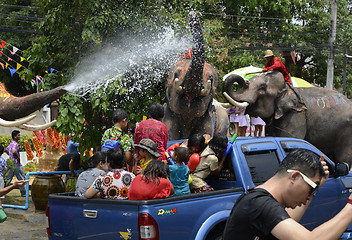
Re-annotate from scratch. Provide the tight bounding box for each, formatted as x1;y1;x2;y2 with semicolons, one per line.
274;84;307;120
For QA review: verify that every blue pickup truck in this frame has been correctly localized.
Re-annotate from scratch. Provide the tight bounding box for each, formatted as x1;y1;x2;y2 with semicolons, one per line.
46;137;352;240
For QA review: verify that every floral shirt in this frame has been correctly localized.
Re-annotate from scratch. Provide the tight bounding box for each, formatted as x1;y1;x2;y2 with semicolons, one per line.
0;156;7;178
6;140;20;166
101;126;133;152
92;170;135;199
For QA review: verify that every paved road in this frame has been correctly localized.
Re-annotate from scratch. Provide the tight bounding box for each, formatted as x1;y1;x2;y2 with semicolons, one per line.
0;216;47;240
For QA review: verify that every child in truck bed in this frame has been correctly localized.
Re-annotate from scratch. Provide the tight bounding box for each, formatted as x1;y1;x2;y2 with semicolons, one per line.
169;147;190;196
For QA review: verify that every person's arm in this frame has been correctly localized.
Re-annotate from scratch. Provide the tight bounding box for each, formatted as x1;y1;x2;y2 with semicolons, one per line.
0;180;27;197
69;158;75;176
272;198;352;240
13;150;20;162
211;155;226;176
264;57;282;71
85;186;98;198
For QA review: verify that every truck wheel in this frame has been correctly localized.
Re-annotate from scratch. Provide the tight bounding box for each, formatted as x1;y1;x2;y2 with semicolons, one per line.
205;221;225;240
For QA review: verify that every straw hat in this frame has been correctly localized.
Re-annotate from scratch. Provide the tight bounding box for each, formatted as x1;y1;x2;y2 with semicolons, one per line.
135;138;161;158
264;50;274;58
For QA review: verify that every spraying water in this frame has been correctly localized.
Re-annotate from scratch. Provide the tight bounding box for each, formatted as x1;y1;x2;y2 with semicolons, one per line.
64;27;190;101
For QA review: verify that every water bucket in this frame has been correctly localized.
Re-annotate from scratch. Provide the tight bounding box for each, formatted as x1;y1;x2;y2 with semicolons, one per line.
0;208;7;223
31;175;65;211
65;176;78;192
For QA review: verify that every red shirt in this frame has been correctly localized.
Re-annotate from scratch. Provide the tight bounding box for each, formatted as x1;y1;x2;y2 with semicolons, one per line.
264;57;291;85
134;119;168;160
128;174;173;200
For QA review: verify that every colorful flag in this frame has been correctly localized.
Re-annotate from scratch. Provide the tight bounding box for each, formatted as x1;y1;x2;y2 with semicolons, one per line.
50;68;55;73
8;67;16;77
20;57;25;62
7;57;12;62
12;46;18;54
16;63;22;70
0;40;6;49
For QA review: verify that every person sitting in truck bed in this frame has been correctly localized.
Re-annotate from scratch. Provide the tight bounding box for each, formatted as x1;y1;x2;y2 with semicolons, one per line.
128;160;174;200
85;147;135;200
75;151;109;198
189;134;228;193
133;138;161;175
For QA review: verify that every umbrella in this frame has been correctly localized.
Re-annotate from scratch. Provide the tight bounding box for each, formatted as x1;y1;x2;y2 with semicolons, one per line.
223;66;313;88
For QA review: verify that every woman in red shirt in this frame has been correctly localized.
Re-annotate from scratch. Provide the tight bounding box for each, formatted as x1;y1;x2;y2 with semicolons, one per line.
128;160;174;200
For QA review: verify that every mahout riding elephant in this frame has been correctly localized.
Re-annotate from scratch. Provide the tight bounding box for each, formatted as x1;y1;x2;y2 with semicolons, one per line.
0;82;67;130
223;70;352;165
163;11;229;140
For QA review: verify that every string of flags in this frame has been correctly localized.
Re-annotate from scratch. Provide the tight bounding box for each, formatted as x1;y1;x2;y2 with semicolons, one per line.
0;39;62;88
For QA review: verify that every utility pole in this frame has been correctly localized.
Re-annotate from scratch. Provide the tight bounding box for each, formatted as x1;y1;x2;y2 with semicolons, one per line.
326;0;338;90
343;45;352;95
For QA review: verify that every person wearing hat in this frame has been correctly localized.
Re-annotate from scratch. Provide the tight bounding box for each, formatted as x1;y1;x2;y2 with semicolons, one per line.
263;49;292;85
133;138;161;175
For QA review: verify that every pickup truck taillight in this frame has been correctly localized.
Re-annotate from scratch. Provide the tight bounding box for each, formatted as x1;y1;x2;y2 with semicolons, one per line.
138;213;159;240
46;205;51;236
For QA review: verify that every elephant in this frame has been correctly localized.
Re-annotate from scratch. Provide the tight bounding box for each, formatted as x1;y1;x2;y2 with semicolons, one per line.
163;11;229;140
0;82;67;130
222;70;352;165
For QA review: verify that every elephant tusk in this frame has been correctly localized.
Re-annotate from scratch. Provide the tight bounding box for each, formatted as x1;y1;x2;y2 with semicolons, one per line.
200;80;211;96
0;115;36;127
218;102;233;109
173;78;183;93
18;120;57;131
223;92;249;108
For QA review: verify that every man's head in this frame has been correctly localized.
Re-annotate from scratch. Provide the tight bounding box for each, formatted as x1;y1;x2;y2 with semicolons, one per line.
112;109;128;129
147;102;164;120
276;149;325;208
11;130;20;141
188;133;205;155
107;147;125;169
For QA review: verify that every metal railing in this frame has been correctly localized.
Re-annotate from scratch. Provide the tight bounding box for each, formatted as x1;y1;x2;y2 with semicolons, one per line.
3;170;79;210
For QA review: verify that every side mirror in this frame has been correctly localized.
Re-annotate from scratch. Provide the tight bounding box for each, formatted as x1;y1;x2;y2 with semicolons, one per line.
334;162;349;177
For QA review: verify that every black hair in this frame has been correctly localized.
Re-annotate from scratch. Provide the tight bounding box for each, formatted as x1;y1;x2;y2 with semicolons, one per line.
142;160;169;185
147;102;164;119
107;147;125;169
71;153;82;170
174;147;189;164
208;133;228;154
188;133;205;151
276;149;325;178
87;151;107;168
112;109;128;124
0;145;4;155
11;130;20;140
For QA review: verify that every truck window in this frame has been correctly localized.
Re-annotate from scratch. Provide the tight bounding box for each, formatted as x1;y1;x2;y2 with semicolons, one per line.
244;150;280;186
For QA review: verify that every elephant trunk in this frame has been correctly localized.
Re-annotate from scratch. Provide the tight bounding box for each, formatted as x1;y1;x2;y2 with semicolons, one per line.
183;11;205;95
0;83;67;121
222;74;250;108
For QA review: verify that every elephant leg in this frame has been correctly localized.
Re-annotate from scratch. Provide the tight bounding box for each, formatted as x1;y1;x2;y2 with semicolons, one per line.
334;126;352;167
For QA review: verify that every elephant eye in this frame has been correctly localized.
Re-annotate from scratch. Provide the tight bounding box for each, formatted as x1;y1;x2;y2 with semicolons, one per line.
259;84;266;91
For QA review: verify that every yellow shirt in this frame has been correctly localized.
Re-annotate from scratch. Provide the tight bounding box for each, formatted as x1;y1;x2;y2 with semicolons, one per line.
139;158;152;170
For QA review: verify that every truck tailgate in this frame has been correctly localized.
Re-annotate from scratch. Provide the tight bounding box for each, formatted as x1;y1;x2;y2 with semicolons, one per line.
48;193;140;240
